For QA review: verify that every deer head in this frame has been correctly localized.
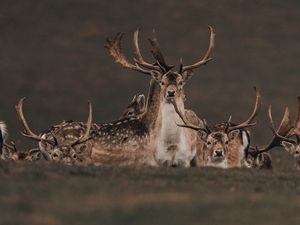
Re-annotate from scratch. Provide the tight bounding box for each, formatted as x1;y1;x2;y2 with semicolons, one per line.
173;87;261;168
16;98;93;165
105;27;215;106
121;94;146;119
258;98;300;170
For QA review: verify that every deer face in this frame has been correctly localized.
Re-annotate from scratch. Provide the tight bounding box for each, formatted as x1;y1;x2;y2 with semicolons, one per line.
199;129;240;164
152;71;192;103
121;94;146;119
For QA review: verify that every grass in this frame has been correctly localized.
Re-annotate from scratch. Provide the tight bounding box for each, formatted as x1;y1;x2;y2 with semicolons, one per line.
0;151;300;225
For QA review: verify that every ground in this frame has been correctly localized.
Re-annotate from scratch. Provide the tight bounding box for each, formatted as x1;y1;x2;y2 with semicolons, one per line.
0;151;299;225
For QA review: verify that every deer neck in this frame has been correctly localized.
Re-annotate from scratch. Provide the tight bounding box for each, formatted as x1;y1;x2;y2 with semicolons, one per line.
141;79;161;130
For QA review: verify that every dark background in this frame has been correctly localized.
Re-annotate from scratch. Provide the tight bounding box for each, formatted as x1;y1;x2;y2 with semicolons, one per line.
1;0;300;149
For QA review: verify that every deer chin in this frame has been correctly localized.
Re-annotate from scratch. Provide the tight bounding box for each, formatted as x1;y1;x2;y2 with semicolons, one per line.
211;155;226;163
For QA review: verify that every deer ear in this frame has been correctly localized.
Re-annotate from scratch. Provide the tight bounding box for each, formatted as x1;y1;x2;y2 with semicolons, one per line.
150;71;162;82
137;95;146;111
228;129;240;140
281;141;295;154
182;70;194;84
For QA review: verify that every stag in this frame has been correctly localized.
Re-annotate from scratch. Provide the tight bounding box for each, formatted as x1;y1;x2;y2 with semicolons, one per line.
105;27;214;167
16;98;94;166
174;88;261;168
252;98;300;170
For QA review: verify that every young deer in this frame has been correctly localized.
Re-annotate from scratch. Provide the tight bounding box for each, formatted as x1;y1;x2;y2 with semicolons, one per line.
174;88;261;168
102;27;214;167
120;94;146;119
16;98;94;166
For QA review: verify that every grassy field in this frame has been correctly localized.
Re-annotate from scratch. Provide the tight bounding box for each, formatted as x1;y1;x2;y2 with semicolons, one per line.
0;150;299;225
2;1;300;224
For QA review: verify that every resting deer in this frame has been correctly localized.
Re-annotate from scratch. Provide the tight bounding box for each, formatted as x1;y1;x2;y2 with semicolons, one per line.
174;88;261;168
101;27;214;167
16;98;94;166
120;94;146;119
246;105;295;169
15;92;146;164
255;98;300;170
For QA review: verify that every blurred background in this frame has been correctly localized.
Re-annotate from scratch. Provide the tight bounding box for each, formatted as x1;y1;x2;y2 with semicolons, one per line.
0;0;300;150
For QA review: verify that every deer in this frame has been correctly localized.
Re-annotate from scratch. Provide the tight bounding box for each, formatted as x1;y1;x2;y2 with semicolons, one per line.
173;87;261;168
14;92;146;164
120;94;146;119
100;27;214;167
253;98;300;170
16;98;94;166
245;104;295;169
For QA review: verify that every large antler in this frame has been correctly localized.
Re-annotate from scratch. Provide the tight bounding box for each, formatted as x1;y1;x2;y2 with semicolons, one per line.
71;102;93;146
181;26;215;73
286;97;300;137
16;98;56;146
227;87;261;132
268;105;295;145
170;99;209;133
106;31;161;75
133;29;160;71
147;30;174;72
250;106;295;156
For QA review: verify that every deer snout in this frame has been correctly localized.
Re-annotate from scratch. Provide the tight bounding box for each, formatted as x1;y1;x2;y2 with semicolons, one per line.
167;90;176;98
213;149;224;158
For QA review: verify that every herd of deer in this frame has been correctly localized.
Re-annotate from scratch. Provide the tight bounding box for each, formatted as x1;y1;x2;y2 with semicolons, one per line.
1;27;300;170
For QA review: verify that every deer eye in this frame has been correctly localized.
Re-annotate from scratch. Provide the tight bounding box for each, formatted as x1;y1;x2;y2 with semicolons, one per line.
127;112;134;116
179;81;183;85
161;81;165;86
225;140;229;145
207;141;211;145
295;151;299;155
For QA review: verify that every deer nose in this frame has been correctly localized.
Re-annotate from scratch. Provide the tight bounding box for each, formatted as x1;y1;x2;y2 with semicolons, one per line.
215;150;224;157
167;90;176;97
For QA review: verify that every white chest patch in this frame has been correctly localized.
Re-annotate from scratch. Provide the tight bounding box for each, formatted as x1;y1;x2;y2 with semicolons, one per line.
0;121;8;143
156;103;191;167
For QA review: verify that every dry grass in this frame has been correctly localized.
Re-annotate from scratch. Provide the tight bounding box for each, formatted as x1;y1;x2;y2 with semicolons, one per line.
0;150;300;225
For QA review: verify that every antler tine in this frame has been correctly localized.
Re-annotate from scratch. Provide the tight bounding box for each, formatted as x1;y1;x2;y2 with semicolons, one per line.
251;106;295;154
133;29;160;71
148;29;174;72
105;32;154;75
268;105;295;145
224;115;232;132
72;102;93;146
15;98;56;146
288;97;300;137
182;26;215;72
170;99;207;132
228;87;261;132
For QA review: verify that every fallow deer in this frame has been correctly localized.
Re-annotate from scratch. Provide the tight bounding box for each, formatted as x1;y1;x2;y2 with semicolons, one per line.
174;88;261;168
16;98;94;166
246;105;294;169
102;27;215;167
120;94;146;119
256;98;300;170
15;92;146;164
